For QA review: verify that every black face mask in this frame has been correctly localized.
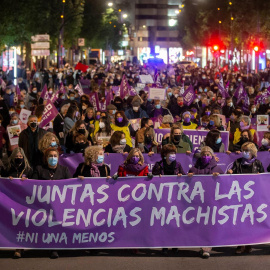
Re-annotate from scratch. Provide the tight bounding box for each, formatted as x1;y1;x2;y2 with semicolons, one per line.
78;129;86;135
145;136;152;144
149;125;154;129
30;122;37;128
75;143;88;153
14;158;24;165
174;135;181;142
241;137;248;143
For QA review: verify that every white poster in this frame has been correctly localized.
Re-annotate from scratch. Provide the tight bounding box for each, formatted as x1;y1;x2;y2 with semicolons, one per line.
139;75;154;84
257;115;269;131
149;88;166;100
7;125;21;146
19;109;32;124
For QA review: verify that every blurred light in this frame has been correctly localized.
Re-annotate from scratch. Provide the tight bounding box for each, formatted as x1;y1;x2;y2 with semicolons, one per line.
219;21;222;24
229;2;232;5
109;21;112;24
108;2;113;7
114;25;116;28
123;23;126;26
213;45;219;51
217;8;220;10
231;17;234;20
181;4;185;7
118;9;121;12
123;14;128;18
61;15;64;18
254;46;259;52
62;0;65;2
143;25;146;28
169;19;177;27
175;10;179;14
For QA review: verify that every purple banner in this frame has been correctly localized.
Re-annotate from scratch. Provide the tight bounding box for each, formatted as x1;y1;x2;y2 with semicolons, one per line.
89;92;100;112
1;173;270;249
154;129;229;151
39;100;59;128
182;85;195;106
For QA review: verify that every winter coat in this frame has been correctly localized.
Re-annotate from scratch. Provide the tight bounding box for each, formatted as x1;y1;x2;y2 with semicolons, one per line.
73;163;110;178
118;164;149;177
152;160;185;175
231;158;264;174
125;107;148;119
162;134;193;152
189;157;224;175
32;164;71;180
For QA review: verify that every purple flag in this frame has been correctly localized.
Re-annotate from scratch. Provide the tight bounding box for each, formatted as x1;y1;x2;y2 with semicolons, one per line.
75;84;84;96
254;92;270;105
50;89;59;104
182;85;196;106
0;78;6;90
59;82;66;94
2;172;270;249
112;86;120;96
89;92;100;111
234;83;244;100
39;100;59;128
218;76;229;98
40;84;49;100
119;74;130;99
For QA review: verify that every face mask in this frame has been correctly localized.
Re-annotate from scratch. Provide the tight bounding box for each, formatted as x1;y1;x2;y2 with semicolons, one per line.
216;138;222;144
120;138;126;145
155;104;161;109
112;110;116;115
82;106;87;110
242;151;250;160
191;115;195;120
133;107;139;111
20;104;25;109
51;141;57;147
70;96;75;100
174;135;181;142
96;115;101;120
238;79;242;82
130;156;140;164
178;101;184;106
117;117;123;123
205;111;211;116
33;90;37;94
230;115;235;121
202;76;206;80
240;121;249;130
262;138;269;146
252;108;256;113
61;95;65;100
12;119;18;125
168;154;176;162
204;88;208;92
145;136;152;144
184;117;190;123
48;157;58;166
99;122;105;129
174;94;178;98
30;122;37;128
195;99;199;103
9;111;15;115
228;102;233;107
168;92;172;97
209;120;214;126
201;155;212;165
49;91;53;94
78;129;86;134
202;122;207;127
241;137;249;143
96;155;104;164
14;157;24;165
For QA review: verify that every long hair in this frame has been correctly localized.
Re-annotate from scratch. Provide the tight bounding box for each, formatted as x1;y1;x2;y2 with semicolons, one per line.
8;147;31;171
109;131;125;147
70;120;89;138
205;130;221;148
38;132;59;153
124;148;144;165
97;116;111;135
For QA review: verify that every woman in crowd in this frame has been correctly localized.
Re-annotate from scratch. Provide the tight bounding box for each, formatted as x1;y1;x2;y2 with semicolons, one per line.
233;130;257;153
195;130;230;159
7;113;28;155
206;115;224;131
162;124;193;154
259;132;270;151
32;148;71;259
228;142;264;254
111;111;135;148
117;148;149;177
73;146;110;178
227;109;242;152
83;107;96;135
63;106;78;137
38;132;60;153
105;131;132;154
94;116;113;146
188;146;224;258
136;127;160;155
73;133;89;153
182;111;197;129
159;114;174;129
233;115;257;145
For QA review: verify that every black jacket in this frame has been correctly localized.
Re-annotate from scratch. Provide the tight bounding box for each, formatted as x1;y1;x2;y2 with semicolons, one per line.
32;164;71;180
231;158;264;174
3;162;33;178
104;144;132;153
73;163;110;178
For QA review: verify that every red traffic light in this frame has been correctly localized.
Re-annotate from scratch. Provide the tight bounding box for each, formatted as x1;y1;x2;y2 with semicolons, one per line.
253;46;259;52
213;45;219;51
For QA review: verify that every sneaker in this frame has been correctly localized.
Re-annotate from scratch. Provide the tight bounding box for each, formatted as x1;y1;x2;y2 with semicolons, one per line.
50;251;59;259
235;246;245;254
13;250;22;259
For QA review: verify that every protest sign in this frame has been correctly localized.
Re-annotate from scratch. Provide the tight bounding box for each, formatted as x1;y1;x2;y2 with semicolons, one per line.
19;109;32;124
139;75;154;84
149;88;166;100
7;125;21;146
257;115;269;132
39;100;59;128
1;174;270;249
182;85;195;106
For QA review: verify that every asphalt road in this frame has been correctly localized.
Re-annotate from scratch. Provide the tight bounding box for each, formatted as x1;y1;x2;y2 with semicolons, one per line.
1;246;270;270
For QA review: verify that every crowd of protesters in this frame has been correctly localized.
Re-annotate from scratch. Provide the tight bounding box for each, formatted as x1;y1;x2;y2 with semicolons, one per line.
1;61;270;259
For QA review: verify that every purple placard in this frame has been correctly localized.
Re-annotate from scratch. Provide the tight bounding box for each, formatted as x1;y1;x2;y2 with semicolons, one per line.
39;100;59;128
1;173;270;249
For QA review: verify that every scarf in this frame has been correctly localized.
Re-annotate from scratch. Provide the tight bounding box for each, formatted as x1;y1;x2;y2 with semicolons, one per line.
112;144;126;153
124;163;147;173
212;142;222;152
241;157;256;166
90;164;100;177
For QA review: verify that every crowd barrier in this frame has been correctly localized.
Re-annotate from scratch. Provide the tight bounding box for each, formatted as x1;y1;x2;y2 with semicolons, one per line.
0;174;270;249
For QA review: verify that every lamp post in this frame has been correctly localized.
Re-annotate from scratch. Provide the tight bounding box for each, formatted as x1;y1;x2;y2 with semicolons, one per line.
58;0;65;68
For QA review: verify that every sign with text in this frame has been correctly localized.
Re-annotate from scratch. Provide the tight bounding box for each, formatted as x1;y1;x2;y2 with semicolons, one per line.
139;75;154;84
149;88;166;100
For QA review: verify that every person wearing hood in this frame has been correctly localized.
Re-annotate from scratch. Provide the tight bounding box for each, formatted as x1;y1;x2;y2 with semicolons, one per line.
149;99;172;118
112;96;125;112
228;142;264;255
233;115;257;145
188;146;224;259
181;111;197;130
73;146;110;178
125;95;148;119
159;114;174;129
162;124;193;154
117;148;149;177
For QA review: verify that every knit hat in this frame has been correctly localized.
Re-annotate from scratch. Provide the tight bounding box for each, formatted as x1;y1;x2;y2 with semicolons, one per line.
107;104;117;111
182;111;191;118
162;115;174;124
131;95;142;107
200;146;214;157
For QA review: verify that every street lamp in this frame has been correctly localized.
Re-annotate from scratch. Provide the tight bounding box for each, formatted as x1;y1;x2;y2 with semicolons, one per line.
108;2;113;7
123;13;128;19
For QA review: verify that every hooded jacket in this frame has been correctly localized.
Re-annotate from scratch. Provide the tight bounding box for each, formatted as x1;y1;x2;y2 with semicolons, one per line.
189;157;224;175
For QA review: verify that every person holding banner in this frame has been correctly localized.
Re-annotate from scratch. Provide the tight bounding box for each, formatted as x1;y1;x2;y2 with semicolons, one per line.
227;142;264;254
73;146;110;178
233;130;257;153
162;124;193;153
117;148;149;177
259;132;270;151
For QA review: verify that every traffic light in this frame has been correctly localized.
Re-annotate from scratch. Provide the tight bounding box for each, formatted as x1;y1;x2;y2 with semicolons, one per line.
213;45;220;51
253;45;259;52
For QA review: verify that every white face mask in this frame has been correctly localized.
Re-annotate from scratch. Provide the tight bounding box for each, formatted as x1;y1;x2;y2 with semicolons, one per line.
82;106;87;110
120;139;126;145
133;106;139;111
262;138;269;146
99;122;105;129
